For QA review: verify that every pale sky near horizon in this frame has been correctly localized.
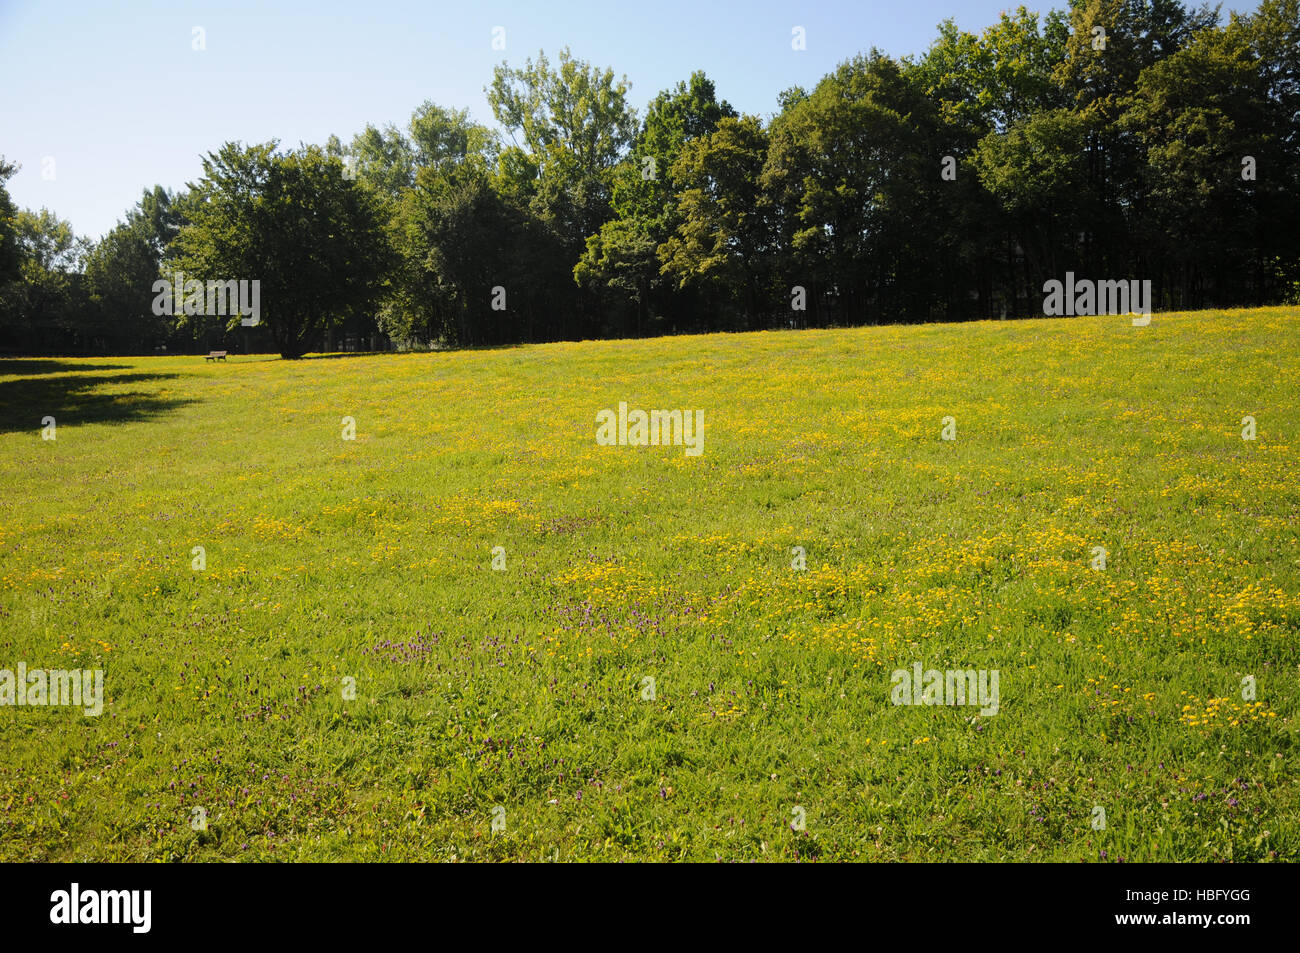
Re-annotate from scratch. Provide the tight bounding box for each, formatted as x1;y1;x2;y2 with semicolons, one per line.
0;0;1259;242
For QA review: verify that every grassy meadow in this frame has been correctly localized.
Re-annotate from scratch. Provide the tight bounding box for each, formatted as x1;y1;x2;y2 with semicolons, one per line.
1;306;1298;862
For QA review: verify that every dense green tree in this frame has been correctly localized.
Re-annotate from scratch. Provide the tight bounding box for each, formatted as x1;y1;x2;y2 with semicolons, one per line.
0;208;92;351
344;124;416;199
488;48;637;293
660;115;776;326
410;102;498;173
83;187;183;352
0;158;22;289
395;156;558;346
913;8;1070;140
765;53;949;323
576;71;735;335
1049;0;1220;282
1122;18;1271;305
1246;0;1300;299
172;142;394;359
379;101;540;346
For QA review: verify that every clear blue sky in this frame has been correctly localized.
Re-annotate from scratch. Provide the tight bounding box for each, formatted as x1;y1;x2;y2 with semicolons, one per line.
0;0;1255;241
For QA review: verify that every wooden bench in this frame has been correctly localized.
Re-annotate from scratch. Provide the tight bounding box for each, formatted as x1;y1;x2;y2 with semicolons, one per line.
205;351;228;361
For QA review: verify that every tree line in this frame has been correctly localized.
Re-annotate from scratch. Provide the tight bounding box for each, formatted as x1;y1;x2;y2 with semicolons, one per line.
2;0;1297;359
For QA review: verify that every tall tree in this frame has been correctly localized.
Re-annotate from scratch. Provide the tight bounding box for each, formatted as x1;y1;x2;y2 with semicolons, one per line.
84;186;183;352
0;208;91;352
1246;0;1300;299
1122;17;1271;305
172;142;394;359
488;47;638;331
576;71;735;335
660;115;776;327
765;53;947;324
0;158;22;289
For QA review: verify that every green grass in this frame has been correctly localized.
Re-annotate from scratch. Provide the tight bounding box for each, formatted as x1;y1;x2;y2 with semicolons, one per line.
1;307;1298;861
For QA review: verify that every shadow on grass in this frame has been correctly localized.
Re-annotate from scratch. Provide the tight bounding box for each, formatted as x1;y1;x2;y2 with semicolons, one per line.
298;342;533;360
0;359;136;377
0;371;194;435
297;351;414;361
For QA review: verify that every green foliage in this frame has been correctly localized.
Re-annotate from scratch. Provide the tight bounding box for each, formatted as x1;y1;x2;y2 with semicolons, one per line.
765;53;950;320
172;142;394;359
660;116;774;321
576;72;735;334
0;157;22;288
82;187;183;353
392;158;557;346
488;48;637;259
346;124;417;200
913;8;1070;139
0;208;92;351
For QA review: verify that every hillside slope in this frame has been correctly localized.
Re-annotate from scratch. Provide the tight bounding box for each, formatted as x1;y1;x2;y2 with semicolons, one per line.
1;307;1297;860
